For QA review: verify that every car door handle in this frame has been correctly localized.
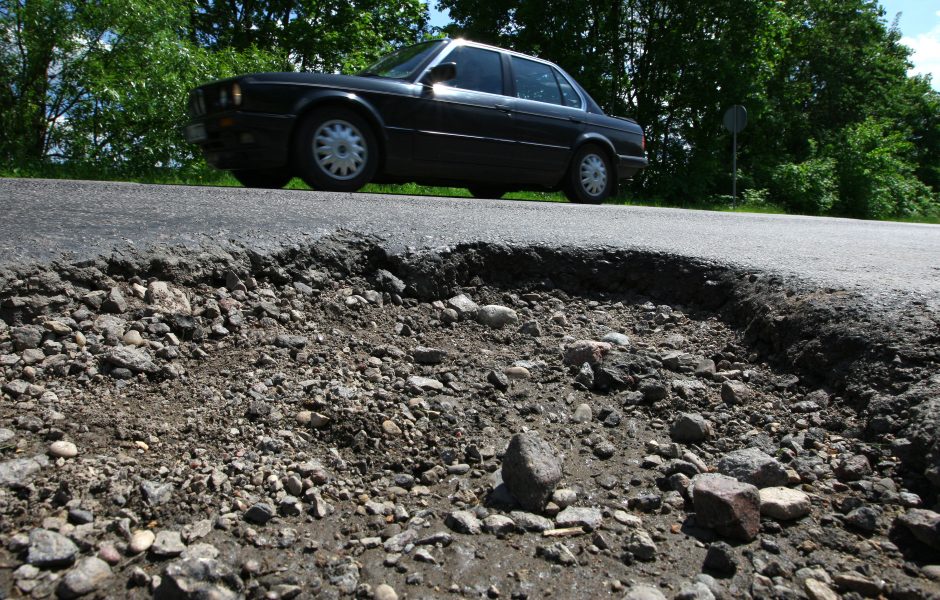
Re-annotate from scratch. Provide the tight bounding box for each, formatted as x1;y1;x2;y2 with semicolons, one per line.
495;104;511;112
568;115;583;123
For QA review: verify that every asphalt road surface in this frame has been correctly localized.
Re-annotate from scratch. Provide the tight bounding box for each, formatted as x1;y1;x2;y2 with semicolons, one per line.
1;178;938;306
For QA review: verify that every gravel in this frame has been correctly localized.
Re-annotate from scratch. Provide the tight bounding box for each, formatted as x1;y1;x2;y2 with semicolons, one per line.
0;234;938;598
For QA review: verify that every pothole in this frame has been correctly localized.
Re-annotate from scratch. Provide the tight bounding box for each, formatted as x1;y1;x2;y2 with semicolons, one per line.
0;232;938;599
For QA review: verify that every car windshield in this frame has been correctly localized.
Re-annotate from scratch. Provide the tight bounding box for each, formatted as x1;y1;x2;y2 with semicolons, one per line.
359;40;445;79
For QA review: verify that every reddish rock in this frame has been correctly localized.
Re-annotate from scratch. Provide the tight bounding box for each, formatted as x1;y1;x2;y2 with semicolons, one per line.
693;474;761;541
563;340;612;367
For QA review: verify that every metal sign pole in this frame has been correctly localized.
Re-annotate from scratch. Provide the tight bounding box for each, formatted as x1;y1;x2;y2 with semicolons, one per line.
723;105;747;209
732;125;737;207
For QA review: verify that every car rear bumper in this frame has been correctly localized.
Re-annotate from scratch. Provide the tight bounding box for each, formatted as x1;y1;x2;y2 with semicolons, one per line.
617;154;648;179
185;112;294;170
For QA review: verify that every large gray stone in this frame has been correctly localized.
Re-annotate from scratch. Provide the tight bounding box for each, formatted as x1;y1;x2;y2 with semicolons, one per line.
103;346;159;375
0;455;48;487
154;557;243;600
759;487;812;520
718;448;788;488
896;509;940;550
446;294;479;319
501;432;563;512
11;325;43;351
670;413;711;443
58;557;112;598
693;474;761;541
476;305;519;329
146;281;192;315
890;376;940;488
622;584;667;600
27;528;78;567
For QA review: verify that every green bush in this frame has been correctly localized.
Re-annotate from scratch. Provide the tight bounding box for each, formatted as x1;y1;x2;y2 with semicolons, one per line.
832;118;937;219
768;156;838;215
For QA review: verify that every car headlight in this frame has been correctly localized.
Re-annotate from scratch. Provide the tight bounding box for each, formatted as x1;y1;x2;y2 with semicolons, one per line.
219;88;229;108
232;82;242;107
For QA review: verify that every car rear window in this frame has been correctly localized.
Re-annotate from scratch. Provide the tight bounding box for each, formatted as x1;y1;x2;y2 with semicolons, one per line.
512;56;562;106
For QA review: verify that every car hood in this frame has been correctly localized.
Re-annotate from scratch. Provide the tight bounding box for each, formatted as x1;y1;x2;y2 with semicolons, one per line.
239;71;413;93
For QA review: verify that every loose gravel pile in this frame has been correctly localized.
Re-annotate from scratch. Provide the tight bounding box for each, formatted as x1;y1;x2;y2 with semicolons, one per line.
0;239;938;600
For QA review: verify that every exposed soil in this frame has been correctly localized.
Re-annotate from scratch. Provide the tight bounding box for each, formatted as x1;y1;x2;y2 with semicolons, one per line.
0;233;938;600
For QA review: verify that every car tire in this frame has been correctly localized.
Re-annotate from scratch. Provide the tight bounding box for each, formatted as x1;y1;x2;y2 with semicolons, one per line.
564;145;613;204
467;187;507;199
232;168;293;189
293;107;379;192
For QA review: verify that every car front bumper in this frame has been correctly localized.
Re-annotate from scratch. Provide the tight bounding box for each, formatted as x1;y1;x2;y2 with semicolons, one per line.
185;111;294;171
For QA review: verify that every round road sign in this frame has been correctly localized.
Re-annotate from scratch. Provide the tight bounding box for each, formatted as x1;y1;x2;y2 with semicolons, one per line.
723;105;748;133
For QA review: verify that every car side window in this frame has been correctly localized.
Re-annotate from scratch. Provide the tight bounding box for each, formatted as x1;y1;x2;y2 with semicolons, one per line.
553;68;582;108
512;56;562;106
437;46;503;95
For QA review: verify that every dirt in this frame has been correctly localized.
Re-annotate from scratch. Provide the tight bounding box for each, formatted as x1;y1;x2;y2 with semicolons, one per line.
0;233;938;599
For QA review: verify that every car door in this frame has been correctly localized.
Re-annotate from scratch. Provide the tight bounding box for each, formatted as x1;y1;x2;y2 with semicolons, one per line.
507;56;586;182
412;45;517;178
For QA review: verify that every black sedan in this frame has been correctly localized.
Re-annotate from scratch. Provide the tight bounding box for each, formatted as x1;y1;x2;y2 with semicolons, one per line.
184;39;647;204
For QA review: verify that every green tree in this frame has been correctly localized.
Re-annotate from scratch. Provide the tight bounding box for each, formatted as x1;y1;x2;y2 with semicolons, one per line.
191;0;429;73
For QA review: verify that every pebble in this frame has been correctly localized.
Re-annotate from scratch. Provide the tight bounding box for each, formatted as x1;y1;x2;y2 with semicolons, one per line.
509;511;554;532
476;305;518;328
555;506;603;530
381;420;402;437
693;474;761;541
703;541;737;574
244;502;275;524
563;340;612;366
483;515;516;535
895;509;940;550
58;557;112;599
151;530;186;558
374;583;399;600
804;578;840;600
501;432;562;512
720;380;753;404
759;487;812;520
446;510;482;535
573;403;592;423
48;440;78;458
601;331;630;346
623;584;667;600
717;447;788;488
28;529;78;567
670;413;711;443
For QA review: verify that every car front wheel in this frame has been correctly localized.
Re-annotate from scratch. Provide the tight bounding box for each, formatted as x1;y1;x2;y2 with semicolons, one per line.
232;168;293;189
294;108;378;192
564;145;613;204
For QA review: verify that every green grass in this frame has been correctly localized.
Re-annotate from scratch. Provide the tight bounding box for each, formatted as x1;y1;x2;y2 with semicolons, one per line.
3;163;937;222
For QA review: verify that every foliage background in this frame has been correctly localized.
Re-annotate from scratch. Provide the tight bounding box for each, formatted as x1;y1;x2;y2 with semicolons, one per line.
1;0;938;220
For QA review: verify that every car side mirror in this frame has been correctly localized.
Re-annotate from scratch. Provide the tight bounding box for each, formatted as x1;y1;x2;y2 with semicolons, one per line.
426;62;457;85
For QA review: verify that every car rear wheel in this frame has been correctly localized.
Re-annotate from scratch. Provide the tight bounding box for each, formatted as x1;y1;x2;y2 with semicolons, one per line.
564;145;613;204
294;108;379;192
467;187;507;199
231;168;293;189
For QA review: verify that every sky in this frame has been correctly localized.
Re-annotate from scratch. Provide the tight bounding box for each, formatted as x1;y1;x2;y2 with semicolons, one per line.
426;2;939;90
880;0;940;89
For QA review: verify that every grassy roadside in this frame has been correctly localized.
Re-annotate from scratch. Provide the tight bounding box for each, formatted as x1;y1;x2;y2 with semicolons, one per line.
4;164;938;223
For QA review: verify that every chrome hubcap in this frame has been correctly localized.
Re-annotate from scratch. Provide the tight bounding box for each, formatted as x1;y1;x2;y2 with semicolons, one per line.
579;154;608;196
313;120;367;180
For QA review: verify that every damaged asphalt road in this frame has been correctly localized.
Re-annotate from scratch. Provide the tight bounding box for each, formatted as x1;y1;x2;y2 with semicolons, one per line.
1;178;939;306
0;178;939;599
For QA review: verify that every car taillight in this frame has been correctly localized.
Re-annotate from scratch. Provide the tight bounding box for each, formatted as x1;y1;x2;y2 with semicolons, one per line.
642;133;646;151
